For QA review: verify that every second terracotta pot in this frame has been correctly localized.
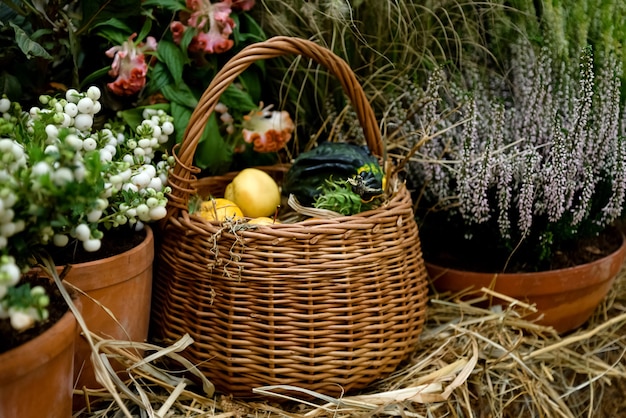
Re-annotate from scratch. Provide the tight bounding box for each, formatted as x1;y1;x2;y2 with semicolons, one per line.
63;225;154;397
427;233;626;333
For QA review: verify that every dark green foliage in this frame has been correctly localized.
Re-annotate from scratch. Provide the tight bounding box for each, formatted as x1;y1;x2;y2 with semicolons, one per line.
282;142;384;206
313;178;381;216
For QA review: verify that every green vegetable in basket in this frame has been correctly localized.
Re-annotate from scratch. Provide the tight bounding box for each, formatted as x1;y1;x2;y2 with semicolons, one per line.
282;142;385;206
313;177;381;215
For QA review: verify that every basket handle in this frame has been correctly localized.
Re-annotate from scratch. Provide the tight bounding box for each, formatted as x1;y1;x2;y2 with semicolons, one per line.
167;36;382;214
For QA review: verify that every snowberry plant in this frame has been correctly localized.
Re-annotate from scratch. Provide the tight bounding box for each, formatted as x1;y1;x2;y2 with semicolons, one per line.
0;86;174;331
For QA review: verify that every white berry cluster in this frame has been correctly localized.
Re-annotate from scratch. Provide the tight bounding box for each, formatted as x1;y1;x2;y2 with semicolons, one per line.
100;108;174;231
0;86;175;330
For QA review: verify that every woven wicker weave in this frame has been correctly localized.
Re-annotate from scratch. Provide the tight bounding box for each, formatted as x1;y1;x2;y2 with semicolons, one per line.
152;36;429;398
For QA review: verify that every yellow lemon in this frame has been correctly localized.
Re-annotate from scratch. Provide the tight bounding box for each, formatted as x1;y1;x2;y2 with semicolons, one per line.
248;216;281;226
224;168;281;218
198;198;243;221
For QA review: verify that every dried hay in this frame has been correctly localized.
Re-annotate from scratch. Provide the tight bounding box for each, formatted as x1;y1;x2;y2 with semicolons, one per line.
74;266;626;417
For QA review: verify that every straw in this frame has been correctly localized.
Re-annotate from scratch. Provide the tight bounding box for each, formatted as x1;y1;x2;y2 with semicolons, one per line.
78;263;626;417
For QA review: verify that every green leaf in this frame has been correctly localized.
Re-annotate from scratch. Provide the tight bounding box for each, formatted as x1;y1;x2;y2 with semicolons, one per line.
79;0;143;31
238;70;263;104
118;104;170;131
194;113;233;172
80;66;112;89
92;26;131;45
179;24;197;54
146;62;173;95
142;0;187;12
235;13;266;44
30;28;54;42
0;71;23;100
161;83;198;108
136;16;153;44
220;84;258;113
171;101;192;144
9;22;52;60
91;18;134;35
118;108;144;131
157;40;186;86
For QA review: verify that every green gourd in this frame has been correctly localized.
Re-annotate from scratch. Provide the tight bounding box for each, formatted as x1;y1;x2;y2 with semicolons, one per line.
282;142;385;207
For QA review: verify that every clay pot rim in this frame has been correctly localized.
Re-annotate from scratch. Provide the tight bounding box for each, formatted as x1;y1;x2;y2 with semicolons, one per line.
61;225;153;269
426;230;626;280
58;225;154;292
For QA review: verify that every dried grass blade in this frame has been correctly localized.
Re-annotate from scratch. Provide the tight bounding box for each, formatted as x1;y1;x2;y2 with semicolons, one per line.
480;287;537;312
440;339;479;399
155;380;187;417
94;353;144;406
524;311;626;360
95;334;215;397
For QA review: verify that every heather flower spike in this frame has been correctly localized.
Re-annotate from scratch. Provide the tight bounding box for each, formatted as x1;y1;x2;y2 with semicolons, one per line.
171;0;237;54
105;33;157;96
242;104;295;153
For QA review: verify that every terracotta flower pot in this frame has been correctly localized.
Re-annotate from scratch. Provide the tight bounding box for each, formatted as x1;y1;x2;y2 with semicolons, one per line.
62;225;154;398
0;297;79;418
426;233;626;333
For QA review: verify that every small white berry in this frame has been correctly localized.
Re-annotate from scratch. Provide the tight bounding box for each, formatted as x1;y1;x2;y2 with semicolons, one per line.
64;102;78;117
65;89;80;103
87;209;102;223
53;167;74;186
149;205;167;220
74;113;93;131
31;161;51;177
10;311;34;331
161;121;174;135
64;134;83;150
83;238;102;252
0;98;11;113
45;124;59;140
77;97;95;114
136;203;151;221
75;223;91;241
99;149;113;163
82;137;97;151
53;234;69;247
87;86;101;101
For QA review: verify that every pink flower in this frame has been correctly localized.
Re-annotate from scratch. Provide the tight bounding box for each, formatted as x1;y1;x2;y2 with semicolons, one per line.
170;21;186;44
190;30;233;54
172;0;236;54
231;0;255;11
242;105;295;153
105;34;157;96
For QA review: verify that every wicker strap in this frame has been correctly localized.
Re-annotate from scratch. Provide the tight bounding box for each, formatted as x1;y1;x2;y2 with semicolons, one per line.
167;36;382;215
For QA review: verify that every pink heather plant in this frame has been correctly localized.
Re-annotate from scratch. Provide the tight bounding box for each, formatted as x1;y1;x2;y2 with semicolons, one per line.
105;34;158;96
386;41;626;270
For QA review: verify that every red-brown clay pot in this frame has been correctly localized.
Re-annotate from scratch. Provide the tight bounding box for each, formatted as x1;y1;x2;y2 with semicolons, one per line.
0;298;79;418
426;233;626;334
63;225;154;404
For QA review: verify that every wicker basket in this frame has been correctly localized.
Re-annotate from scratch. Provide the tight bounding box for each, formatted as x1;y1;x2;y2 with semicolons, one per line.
151;36;429;398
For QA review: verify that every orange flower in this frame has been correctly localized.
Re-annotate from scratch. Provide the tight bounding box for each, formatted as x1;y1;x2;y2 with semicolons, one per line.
242;105;294;153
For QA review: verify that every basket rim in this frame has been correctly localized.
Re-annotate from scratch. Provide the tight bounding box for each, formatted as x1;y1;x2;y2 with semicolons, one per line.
165;36;384;220
185;173;412;233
